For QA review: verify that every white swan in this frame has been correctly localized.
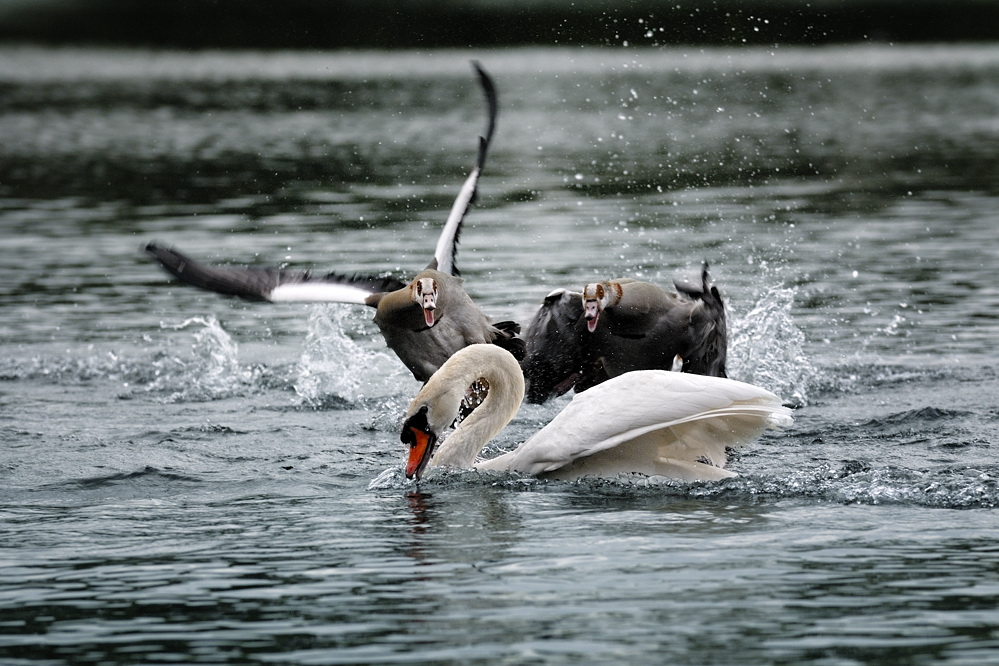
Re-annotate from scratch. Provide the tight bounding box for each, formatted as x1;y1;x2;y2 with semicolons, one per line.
402;344;792;482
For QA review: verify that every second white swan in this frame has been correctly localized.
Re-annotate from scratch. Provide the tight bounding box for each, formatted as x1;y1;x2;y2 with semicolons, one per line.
402;344;792;482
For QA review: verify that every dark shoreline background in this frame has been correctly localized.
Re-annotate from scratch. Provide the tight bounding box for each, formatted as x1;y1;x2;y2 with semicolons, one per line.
1;0;996;49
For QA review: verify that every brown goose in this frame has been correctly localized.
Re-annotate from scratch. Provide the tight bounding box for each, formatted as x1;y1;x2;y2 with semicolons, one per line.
146;62;523;383
521;264;727;403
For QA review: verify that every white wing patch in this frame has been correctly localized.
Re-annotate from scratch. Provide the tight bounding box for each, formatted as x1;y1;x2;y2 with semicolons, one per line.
434;165;480;276
269;282;374;304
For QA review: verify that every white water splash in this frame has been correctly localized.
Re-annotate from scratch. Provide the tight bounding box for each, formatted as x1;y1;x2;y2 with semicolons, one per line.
294;304;413;407
146;316;264;402
728;286;814;407
367;467;406;490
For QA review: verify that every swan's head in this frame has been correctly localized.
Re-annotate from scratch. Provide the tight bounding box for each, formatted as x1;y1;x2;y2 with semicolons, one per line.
582;281;621;333
401;345;525;478
400;372;471;480
402;405;437;480
411;277;438;327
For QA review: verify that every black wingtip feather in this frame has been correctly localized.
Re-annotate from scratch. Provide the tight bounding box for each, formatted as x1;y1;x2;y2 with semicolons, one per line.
472;61;497;152
144;241;275;301
446;63;497;278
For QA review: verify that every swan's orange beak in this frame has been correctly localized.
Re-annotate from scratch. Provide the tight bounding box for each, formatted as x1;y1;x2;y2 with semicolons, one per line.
405;427;435;479
402;406;437;480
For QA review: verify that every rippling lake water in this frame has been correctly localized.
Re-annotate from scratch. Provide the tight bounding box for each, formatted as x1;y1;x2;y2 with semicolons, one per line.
2;44;999;664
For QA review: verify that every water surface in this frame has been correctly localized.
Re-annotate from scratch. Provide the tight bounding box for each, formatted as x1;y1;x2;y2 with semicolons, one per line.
2;45;999;664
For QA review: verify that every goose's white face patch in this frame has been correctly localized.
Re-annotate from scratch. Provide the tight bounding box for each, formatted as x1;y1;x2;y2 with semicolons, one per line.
413;277;438;327
581;282;623;333
582;283;606;332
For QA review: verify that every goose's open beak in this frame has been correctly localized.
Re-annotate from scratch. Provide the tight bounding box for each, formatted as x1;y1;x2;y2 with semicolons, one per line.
421;290;437;327
584;300;601;332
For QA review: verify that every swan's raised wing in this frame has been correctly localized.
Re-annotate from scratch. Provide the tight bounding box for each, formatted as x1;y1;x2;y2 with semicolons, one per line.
146;242;406;305
432;61;497;277
479;371;791;478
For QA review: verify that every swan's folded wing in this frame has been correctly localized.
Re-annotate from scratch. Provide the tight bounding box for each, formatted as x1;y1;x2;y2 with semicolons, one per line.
482;371;791;476
146;242;406;305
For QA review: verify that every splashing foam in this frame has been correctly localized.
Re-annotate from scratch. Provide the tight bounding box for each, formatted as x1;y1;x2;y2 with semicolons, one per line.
147;316;264;402
728;286;814;406
294;304;412;407
0;318;257;400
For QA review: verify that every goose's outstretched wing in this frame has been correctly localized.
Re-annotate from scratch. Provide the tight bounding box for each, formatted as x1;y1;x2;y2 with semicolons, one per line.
432;61;498;277
146;242;406;305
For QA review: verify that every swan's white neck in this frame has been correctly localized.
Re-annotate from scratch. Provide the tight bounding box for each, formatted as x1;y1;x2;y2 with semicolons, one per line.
405;345;525;470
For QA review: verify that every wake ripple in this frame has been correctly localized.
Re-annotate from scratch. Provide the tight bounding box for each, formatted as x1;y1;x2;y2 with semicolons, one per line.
369;464;999;509
0;316;276;402
726;464;999;509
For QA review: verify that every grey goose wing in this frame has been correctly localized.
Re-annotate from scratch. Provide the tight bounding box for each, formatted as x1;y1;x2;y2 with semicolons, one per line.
432;61;497;277
146;242;406;305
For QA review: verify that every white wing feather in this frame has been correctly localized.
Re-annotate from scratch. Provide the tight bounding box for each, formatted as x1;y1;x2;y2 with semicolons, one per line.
269;282;374;304
478;371;790;477
433;164;479;276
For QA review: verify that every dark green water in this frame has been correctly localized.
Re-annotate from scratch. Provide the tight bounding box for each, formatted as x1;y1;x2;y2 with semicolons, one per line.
2;45;999;664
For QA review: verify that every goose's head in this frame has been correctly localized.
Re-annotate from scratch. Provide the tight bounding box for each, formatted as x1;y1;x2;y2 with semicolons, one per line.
411;277;439;327
522;288;584;403
581;281;622;333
